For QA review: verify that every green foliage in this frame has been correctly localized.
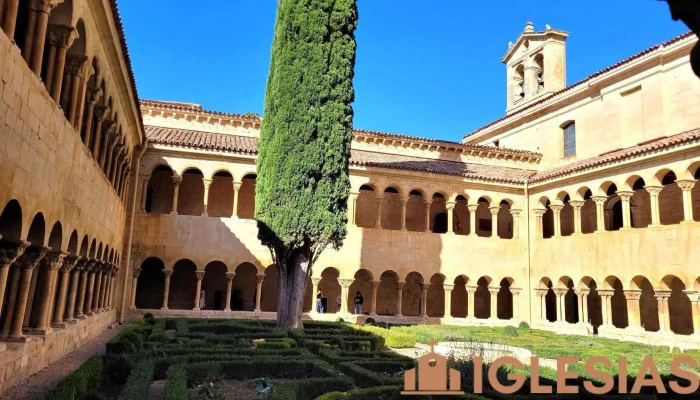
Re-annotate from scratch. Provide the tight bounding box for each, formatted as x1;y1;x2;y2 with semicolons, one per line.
518;321;530;329
144;317;156;326
336;317;346;323
103;354;134;384
356;325;416;348
165;319;178;330
197;382;225;400
255;377;274;398
143;313;154;319
164;365;188;400
118;362;154;400
503;325;519;337
255;0;359;254
121;332;144;349
364;317;376;325
44;356;103;400
336;361;411;388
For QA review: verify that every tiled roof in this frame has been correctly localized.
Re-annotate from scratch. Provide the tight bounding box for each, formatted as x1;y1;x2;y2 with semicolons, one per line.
145;126;535;183
109;0;145;142
140;99;262;122
530;128;700;183
465;31;696;139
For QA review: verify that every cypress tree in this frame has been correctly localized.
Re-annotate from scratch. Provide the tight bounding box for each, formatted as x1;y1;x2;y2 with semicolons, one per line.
255;0;358;328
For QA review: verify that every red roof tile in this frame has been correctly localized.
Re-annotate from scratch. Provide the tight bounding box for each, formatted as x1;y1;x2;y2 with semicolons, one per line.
530;128;700;183
465;31;696;139
145;126;258;154
141;99;262;122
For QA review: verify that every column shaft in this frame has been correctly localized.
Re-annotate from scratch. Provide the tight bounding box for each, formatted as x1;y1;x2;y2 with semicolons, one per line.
446;203;455;234
29;9;49;75
201;179;212;217
171;177;181;214
421;285;429;317
193;271;205;310
444;286;453;318
375;196;384;228
75;269;88;318
370;281;379;316
396;282;404;317
489;207;499;238
254;275;264;312
400;199;408;231
161;271;172;310
2;0;20;39
468;205;478;236
224;273;234;311
129;270;140;310
488;287;498;319
677;180;696;222
466;286;476;319
64;269;80;322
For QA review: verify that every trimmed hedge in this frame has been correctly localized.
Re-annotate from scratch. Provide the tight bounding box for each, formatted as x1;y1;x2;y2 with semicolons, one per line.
357;325;417;348
337;360;415;388
316;385;492;400
318;349;408;363
184;359;337;384
270;377;355;400
118;361;154;400
44;356;103;400
164;364;188;400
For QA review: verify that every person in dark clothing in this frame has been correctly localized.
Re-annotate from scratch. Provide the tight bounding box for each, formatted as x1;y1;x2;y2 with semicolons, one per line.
353;291;364;315
316;290;324;313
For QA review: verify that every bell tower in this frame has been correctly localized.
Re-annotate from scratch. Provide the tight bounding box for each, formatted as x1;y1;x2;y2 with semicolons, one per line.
503;22;569;114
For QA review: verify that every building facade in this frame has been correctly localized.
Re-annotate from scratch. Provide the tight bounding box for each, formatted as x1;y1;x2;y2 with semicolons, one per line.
0;3;698;392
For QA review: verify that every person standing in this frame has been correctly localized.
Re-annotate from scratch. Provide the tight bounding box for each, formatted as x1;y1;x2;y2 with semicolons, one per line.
354;291;364;315
336;293;341;313
199;289;206;310
316;290;324;313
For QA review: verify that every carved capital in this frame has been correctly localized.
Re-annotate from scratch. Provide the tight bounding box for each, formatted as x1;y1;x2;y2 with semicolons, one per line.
371;280;380;289
195;271;206;281
533;208;546;218
549;204;564;214
488;285;500;295
488;206;500;216
623;290;642;300
509;209;522;217
93;105;110;122
47;24;74;48
256;274;265;284
64;54;88;76
132;268;141;278
644;186;663;196
423;200;433;209
202;179;213;189
311;277;322;286
597;289;614;297
233;182;242;192
591;196;608;206
421;283;430;291
534;288;548;297
163;269;173;277
339;278;354;289
509;287;522;295
16;246;50;270
172;176;182;185
375;196;385;204
653;290;672;300
29;0;56;13
42;251;67;271
0;240;30;267
576;288;590;296
683;291;700;303
443;284;454;292
553;287;569;297
226;272;235;280
446;201;456;211
676;179;696;191
617;191;634;201
61;254;80;272
397;281;406;289
467;204;479;213
101;120;116;136
569;201;585;210
86;88;103;105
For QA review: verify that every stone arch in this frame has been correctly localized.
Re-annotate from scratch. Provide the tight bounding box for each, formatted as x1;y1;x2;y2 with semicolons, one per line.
474;197;493;237
169;259;197;310
231;262;257;311
557;276;578;323
0;200;23;241
475;276;492;319
406;189;426;232
580;277;602;329
146;165;175;214
260;265;278;312
430;193;447;233
96;243;103;261
79;236;89;257
349;269;373;315
603;275;628;328
178;168;205;216
67;230;79;254
539;277;556;322
377;270;399;316
538;197;554;238
575;187;596;233
41;0;74;85
27;213;46;246
135;257;165;310
427;273;445;317
202;261;228;310
356;184;377;228
88;239;96;258
237;174;257;219
627;176;651;228
381;186;402;230
659;275;693;335
658;171;684;225
402;272;424;317
497;278;513;319
451;275;469;318
209;171;234;218
318;267;341;313
597;181;618;197
496;199;513;239
453;194;469;235
630;275;658;332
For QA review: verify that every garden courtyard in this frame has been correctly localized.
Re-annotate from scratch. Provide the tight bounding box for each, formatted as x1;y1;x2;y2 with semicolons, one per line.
17;316;700;400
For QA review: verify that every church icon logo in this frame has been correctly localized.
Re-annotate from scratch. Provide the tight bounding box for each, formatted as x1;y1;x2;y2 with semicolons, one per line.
401;339;464;395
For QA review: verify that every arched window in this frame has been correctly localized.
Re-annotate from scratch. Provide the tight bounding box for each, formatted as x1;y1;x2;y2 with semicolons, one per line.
562;122;576;158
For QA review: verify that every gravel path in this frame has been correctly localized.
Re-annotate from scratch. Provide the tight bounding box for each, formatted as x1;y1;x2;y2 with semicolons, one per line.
1;323;124;400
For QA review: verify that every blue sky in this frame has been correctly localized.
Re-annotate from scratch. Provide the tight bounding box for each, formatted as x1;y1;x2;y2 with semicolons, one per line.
119;1;689;142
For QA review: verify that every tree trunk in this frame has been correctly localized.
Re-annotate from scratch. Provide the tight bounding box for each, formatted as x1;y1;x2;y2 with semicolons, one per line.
276;247;311;328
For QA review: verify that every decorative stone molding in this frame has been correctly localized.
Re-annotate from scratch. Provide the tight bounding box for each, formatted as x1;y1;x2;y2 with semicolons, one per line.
676;179;696;191
569;200;584;210
60;254;80;272
466;285;478;294
653;290;672;299
623;290;642;300
339;279;354;289
226;272;235;280
47;24;74;48
597;289;614;297
131;268;141;278
256;274;265;284
553;287;568;297
162;269;174;277
16;246;50;269
0;240;30;267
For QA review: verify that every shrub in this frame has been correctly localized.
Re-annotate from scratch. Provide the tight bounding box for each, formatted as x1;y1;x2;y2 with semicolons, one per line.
120;332;144;350
79;393;110;400
336;317;345;323
337;361;414;388
364;317;376;325
270;377;354;400
165;319;178;330
143;313;154;319
164;364;188;400
503;326;519;337
385;331;416;348
106;339;137;355
144;317;156;326
44;356;103;400
104;354;134;384
118;361;154;400
518;321;529;329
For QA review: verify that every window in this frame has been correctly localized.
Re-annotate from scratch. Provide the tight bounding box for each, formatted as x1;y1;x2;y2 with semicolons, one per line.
562;122;576;157
478;218;492;232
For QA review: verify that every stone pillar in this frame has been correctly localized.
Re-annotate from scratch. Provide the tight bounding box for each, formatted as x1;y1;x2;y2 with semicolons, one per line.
597;289;614;327
139;175;149;212
488;286;499;320
0;241;30;321
400;198;408;231
33;252;64;335
64;54;88;127
98;266;109;311
231;182;242;218
170;176;182;215
339;279;353;315
104;138;118;182
654;290;672;332
617;191;634;229
98;121;115;169
676;180;696;223
45;24;74;102
161;269;173;310
553;288;568;323
91;105;110;161
193;271;205;310
510;288;521;319
534;288;548;321
570;201;584;234
445;202;456;234
686;292;700;336
421;283;430;317
444;284;454;318
7;246;49;340
23;0;53;76
51;255;78;328
82;88;102;151
533;209;546;238
466;285;477;319
575;288;590;325
370;280;379;316
395;281;404;317
510;209;521;239
64;261;83;323
90;266;103;314
74;260;91;319
467;204;478;236
108;147;121;185
223;272;234;311
201;179;213;217
550;205;563;237
623;289;643;330
375;195;384;229
489;206;499;238
348;192;359;226
254;274;264;313
644;186;663;226
310;277;321;314
1;0;20;40
591;196;607;232
423;200;432;233
129;268;141;310
101;267;110;310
